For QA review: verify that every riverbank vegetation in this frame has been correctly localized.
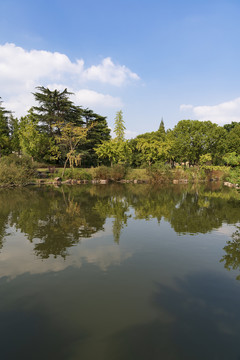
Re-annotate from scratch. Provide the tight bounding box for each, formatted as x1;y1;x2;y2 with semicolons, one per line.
0;88;239;186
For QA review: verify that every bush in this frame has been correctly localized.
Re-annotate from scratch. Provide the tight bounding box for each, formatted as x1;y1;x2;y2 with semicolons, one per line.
226;167;240;185
125;168;149;181
110;164;127;181
92;164;127;181
93;166;111;180
0;154;36;186
62;168;92;180
146;163;172;183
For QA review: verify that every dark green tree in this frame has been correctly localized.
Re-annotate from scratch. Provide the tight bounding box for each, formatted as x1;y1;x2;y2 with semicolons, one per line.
158;117;166;137
79;109;111;166
33;86;83;136
225;123;240;155
0;98;11;157
9;115;21;154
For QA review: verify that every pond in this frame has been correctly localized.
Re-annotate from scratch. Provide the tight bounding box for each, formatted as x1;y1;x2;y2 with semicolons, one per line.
0;183;240;360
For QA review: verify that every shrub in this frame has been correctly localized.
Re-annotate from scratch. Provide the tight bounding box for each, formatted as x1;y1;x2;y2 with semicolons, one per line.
93;166;112;180
226;167;240;185
63;168;92;180
0;154;36;186
92;164;127;181
110;164;127;181
146;163;172;183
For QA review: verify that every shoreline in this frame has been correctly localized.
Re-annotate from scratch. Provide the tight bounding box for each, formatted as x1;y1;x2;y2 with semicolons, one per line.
0;178;239;189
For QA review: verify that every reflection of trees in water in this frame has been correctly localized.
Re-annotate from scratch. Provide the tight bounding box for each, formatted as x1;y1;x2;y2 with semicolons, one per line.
94;195;130;244
221;225;240;280
0;187;107;259
0;184;239;259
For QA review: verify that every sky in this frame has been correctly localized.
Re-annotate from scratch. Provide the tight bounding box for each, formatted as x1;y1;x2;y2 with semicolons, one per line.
0;0;240;137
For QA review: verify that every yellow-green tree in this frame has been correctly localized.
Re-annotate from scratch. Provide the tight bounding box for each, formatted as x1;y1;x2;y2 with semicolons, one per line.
55;121;89;176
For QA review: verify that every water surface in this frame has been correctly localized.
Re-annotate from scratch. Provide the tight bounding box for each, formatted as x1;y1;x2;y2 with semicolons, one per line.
0;183;240;360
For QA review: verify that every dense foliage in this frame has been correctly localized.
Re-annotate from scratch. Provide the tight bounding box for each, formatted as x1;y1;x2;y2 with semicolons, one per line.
0;88;239;178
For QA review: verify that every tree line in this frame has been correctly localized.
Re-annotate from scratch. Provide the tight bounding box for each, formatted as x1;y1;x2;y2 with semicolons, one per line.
0;87;240;168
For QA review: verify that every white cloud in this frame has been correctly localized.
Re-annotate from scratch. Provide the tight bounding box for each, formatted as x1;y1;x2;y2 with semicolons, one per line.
0;225;132;278
75;89;123;108
0;43;139;116
180;97;240;124
83;57;140;86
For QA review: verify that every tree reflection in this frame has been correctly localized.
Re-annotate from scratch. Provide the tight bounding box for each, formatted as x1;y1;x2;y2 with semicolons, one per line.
0;184;239;259
221;226;240;280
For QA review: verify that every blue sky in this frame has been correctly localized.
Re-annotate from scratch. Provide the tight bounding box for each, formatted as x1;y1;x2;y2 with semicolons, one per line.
0;0;240;136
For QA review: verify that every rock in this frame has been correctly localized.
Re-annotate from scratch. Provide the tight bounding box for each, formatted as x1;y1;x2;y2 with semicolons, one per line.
173;179;179;184
54;177;61;181
99;179;108;184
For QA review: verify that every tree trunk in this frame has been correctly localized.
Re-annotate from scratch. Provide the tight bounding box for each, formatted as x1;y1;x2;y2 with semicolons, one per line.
62;159;68;177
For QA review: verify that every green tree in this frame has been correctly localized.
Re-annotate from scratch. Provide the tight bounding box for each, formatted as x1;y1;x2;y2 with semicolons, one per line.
158;118;166;137
114;110;125;141
223;122;239;132
95;139;132;166
9;115;21;154
225;123;240;155
172;120;227;165
78;108;111;166
0;98;11;157
19;109;58;161
55;121;89;176
33;86;83;136
223;152;240;166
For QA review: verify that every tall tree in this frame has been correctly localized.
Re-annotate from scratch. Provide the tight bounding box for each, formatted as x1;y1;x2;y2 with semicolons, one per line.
0;98;11;157
55;121;89;176
19;109;58;161
158;118;166;137
114;110;125;141
172;120;227;165
9;115;21;154
33;86;83;135
79;108;111;166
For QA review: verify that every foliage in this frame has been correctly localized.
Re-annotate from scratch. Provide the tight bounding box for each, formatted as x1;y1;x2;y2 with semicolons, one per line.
33;87;82;134
19;109;58;161
172;120;227;165
93;164;127;181
55;121;89;176
135;137;172;165
93;166;112;180
199;153;212;166
61;168;92;180
225;123;240;155
9;115;21;154
146;162;173;183
79;109;111;166
223;152;240;166
221;226;240;280
1;88;239;171
0;154;36;185
0;98;11;157
110;164;128;181
226;167;240;185
95;139;132;166
125;168;149;181
113;110;125;141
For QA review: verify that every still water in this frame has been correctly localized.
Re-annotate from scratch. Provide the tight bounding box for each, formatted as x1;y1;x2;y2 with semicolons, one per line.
0;183;240;360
